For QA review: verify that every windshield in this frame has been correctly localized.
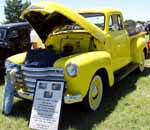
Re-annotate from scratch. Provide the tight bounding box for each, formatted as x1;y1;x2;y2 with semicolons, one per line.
53;13;105;33
0;29;7;40
81;13;105;29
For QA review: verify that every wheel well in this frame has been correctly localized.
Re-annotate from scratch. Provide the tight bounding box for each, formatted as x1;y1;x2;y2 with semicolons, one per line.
96;68;110;89
144;47;147;57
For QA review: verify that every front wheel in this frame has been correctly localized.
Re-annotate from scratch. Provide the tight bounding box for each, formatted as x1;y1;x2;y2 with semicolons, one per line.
83;75;103;111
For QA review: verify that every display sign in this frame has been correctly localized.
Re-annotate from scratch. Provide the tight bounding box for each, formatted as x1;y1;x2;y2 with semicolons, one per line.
29;80;64;130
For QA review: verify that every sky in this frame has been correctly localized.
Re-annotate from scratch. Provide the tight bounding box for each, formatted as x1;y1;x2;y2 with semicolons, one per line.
0;0;150;23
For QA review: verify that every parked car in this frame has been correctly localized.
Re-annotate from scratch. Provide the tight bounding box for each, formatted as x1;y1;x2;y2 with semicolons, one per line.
0;22;31;79
6;2;147;111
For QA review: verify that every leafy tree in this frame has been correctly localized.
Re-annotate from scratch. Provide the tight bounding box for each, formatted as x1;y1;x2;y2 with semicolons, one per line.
136;21;145;25
4;0;31;23
125;19;136;26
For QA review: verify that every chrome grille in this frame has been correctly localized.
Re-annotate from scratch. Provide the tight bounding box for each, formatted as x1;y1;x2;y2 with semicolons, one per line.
15;65;64;95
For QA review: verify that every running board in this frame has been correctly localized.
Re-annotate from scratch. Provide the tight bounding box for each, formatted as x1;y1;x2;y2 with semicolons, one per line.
114;63;138;82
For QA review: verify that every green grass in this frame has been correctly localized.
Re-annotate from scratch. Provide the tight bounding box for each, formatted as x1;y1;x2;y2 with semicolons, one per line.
0;59;150;130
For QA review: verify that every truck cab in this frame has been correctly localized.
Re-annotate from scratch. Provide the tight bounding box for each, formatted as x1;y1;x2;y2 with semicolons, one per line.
5;2;147;111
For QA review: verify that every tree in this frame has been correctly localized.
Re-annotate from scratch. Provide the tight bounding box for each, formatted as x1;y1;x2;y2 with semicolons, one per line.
136;21;145;25
4;0;31;23
125;19;136;26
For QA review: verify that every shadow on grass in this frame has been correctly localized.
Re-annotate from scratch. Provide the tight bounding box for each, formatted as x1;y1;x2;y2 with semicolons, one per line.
10;99;32;120
9;67;150;130
59;67;150;130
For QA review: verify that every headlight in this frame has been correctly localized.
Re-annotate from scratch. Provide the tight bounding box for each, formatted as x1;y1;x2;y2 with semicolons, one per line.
66;63;78;77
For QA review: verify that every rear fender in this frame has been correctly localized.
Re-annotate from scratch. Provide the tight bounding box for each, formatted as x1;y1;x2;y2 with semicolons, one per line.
131;37;147;63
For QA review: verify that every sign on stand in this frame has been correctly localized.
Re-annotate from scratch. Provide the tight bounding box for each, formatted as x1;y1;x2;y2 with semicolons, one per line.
29;80;64;130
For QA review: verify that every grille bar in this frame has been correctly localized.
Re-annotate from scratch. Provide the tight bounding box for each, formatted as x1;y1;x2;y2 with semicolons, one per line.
22;66;64;72
22;72;64;77
16;66;64;95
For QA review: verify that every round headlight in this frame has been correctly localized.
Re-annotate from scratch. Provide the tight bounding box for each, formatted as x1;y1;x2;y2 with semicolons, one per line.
66;63;78;77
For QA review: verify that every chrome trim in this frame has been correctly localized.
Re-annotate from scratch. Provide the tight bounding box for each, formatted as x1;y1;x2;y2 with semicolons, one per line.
15;66;65;99
24;82;35;88
22;66;64;72
64;94;83;104
17;90;83;104
23;78;36;83
22;72;64;77
16;74;22;78
16;79;23;83
17;90;33;100
15;82;23;87
23;77;64;83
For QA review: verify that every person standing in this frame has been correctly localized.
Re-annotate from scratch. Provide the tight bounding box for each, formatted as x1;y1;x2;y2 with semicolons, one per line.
2;29;44;115
30;29;45;49
2;63;19;115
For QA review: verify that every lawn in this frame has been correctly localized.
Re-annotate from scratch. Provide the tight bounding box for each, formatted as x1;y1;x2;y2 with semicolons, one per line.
0;59;150;130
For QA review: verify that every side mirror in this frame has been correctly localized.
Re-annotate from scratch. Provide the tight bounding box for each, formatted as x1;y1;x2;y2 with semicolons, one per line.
112;24;119;31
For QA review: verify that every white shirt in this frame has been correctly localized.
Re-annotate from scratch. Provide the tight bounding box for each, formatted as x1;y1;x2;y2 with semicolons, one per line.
30;29;45;49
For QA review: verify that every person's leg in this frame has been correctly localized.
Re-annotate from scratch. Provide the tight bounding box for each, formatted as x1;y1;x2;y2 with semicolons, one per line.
2;68;18;115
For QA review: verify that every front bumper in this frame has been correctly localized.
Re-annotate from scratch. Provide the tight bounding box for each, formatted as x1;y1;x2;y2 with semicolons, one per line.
17;89;83;104
15;65;83;104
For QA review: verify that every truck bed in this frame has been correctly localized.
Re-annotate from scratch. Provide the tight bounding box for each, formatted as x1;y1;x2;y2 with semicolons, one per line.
129;32;146;40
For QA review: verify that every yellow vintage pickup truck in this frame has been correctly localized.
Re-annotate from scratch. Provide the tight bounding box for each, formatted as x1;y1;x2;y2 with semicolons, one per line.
6;2;147;111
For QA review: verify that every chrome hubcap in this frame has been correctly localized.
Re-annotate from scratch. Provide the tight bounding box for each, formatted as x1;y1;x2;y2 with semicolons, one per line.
89;75;103;111
91;86;98;98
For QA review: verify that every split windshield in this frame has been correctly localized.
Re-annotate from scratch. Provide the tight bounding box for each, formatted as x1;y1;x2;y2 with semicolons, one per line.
81;13;105;29
54;13;105;33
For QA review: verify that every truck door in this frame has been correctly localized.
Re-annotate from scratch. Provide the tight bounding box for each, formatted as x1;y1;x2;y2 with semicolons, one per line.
108;14;130;71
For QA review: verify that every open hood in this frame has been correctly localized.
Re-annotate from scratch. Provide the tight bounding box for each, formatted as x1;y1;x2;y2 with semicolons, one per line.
21;2;105;42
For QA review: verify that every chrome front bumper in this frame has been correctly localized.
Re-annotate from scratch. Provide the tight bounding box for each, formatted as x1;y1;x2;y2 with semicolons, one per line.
15;65;83;104
17;89;83;104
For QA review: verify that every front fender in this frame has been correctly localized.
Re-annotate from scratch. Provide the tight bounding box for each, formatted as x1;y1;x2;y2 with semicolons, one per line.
131;37;147;63
55;51;114;98
7;52;27;64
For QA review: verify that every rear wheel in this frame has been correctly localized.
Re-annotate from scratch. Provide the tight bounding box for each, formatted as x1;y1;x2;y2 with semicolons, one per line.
83;75;103;111
138;51;145;72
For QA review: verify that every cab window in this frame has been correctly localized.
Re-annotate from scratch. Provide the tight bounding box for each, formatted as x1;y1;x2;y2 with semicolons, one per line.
109;14;123;31
8;28;30;42
0;29;6;40
109;16;113;30
117;15;123;30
